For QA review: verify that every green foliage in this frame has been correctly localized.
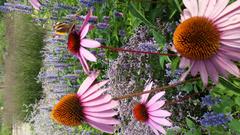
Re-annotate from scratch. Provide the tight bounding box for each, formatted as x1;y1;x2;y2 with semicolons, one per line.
2;13;44;121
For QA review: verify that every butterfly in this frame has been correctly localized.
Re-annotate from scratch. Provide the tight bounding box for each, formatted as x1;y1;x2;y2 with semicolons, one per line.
53;22;74;35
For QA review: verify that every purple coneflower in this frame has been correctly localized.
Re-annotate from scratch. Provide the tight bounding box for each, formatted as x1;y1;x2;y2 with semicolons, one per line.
133;82;172;135
67;9;101;74
51;71;120;133
174;0;240;85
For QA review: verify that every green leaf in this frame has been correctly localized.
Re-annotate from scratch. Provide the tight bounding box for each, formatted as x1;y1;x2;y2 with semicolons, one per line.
128;2;157;30
219;77;240;94
171;57;180;72
234;97;240;106
228;119;240;133
186;118;196;128
152;30;166;46
174;0;182;12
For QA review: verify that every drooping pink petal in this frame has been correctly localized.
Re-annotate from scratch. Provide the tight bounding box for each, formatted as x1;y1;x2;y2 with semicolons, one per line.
209;0;229;19
85;110;117;118
81;23;90;39
80;47;97;62
80;9;92;32
147;123;160;135
149;110;172;117
86;119;115;134
85;115;120;125
81;88;109;102
29;0;41;10
150;117;172;127
215;54;240;77
78;54;90;74
81;80;109;99
81;95;112;107
199;61;208;86
148;119;166;135
146;91;165;107
205;60;219;83
81;39;101;48
190;61;200;76
83;100;119;112
147;101;165;112
141;82;153;103
179;57;190;68
211;56;229;77
77;71;99;96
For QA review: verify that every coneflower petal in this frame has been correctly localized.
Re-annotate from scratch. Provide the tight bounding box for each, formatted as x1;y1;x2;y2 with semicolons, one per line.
81;24;90;39
205;60;219;83
80;47;97;62
77;54;90;74
141;82;153;103
149;110;172;117
148;101;165;112
146;91;165;107
209;0;229;19
81;80;109;99
198;0;210;16
81;39;101;48
150;117;172;127
81;88;109;102
77;71;99;95
147;119;166;135
85;116;120;125
214;1;240;22
199;61;208;86
85;110;118;118
204;0;216;17
81;95;112;107
86;119;115;134
84;100;118;112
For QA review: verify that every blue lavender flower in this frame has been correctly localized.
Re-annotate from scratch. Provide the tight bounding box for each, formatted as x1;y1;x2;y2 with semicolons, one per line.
54;3;78;11
103;16;110;22
95;38;106;44
0;6;11;13
119;29;126;37
199;112;231;127
96;22;109;29
201;95;221;107
137;43;158;52
114;11;123;18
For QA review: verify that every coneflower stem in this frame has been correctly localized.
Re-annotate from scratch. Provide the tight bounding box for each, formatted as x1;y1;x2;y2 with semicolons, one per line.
99;46;177;56
113;78;199;100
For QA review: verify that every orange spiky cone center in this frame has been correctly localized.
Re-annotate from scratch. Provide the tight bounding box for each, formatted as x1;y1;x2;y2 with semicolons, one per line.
173;17;220;60
133;103;149;122
51;93;84;126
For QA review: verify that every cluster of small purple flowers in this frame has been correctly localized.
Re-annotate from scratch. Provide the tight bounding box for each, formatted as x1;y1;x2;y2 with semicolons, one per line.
201;95;221;107
53;3;78;11
79;0;105;8
199;112;231;127
165;63;184;84
0;2;32;14
96;22;109;29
